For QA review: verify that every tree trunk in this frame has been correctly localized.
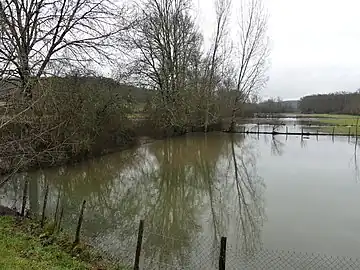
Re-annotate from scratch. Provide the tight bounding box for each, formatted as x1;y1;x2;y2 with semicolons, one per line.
229;108;236;132
204;102;209;133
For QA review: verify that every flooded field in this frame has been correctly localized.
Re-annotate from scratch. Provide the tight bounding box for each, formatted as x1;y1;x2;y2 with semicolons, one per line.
1;121;360;269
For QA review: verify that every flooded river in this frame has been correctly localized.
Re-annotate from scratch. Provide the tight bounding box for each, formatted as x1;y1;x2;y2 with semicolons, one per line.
1;127;360;269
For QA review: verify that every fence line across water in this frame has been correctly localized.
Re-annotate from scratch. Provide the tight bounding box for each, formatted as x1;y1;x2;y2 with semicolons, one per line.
236;124;360;140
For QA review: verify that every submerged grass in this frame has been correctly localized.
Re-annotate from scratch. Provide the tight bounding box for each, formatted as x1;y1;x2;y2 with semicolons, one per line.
304;113;358;119
0;216;127;270
315;115;360;134
320;118;360;127
318;125;358;135
298;114;360;135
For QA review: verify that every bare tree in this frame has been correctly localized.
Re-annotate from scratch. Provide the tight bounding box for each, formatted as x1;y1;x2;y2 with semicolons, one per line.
123;0;203;132
0;0;130;98
203;0;232;132
228;0;269;131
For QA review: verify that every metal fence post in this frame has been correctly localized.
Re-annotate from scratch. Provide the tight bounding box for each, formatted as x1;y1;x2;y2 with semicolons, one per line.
134;220;144;270
219;237;227;270
356;118;359;144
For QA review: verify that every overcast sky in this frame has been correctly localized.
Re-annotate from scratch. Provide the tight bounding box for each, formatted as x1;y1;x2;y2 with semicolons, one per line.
195;0;360;100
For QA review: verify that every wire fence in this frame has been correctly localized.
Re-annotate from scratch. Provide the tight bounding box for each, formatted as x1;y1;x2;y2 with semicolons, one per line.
120;220;360;270
5;182;360;270
236;123;360;139
226;249;360;270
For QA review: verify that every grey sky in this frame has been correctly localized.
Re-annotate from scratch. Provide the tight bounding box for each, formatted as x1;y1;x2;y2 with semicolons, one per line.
196;0;360;100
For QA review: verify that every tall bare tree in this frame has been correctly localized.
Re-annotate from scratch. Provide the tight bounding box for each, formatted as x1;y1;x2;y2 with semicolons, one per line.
203;0;232;132
0;0;129;98
228;0;269;131
123;0;203;132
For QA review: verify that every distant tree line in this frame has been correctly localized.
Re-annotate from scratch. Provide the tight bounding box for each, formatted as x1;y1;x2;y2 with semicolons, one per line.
241;98;298;116
255;98;298;114
299;90;360;115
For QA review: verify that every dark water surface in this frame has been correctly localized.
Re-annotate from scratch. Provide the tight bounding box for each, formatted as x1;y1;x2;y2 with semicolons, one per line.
1;130;360;268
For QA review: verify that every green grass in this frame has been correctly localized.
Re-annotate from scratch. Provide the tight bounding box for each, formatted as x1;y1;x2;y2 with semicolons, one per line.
0;216;128;270
319;125;359;135
312;114;360;132
0;216;90;270
290;113;357;119
304;113;358;119
319;117;360;127
301;114;360;135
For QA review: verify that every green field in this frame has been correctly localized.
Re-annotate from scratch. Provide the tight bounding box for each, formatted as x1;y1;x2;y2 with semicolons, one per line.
302;114;360;135
318;116;360;127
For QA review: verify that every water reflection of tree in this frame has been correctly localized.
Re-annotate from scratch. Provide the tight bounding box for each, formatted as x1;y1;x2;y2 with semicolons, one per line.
0;173;24;209
224;134;265;254
300;137;308;149
350;139;360;183
139;134;227;268
0;133;266;268
271;136;285;156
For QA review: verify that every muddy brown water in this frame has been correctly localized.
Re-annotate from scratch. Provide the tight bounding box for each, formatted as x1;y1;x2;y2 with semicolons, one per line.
1;125;360;268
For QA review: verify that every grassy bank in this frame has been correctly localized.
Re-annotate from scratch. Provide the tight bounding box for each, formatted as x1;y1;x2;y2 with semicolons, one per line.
0;216;123;270
301;113;358;119
297;114;360;135
314;114;359;126
307;114;360;135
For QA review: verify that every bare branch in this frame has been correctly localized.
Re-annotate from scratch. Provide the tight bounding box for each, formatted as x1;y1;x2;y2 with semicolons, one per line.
0;0;132;96
228;0;269;131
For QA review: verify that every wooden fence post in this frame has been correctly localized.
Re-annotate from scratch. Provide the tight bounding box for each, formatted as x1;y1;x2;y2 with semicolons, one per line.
21;179;29;217
57;205;64;233
332;127;335;137
258;124;260;134
74;200;86;245
349;127;351;138
134;220;144;270
41;182;49;228
219;237;227;270
356;118;359;144
285;126;288;141
54;190;61;225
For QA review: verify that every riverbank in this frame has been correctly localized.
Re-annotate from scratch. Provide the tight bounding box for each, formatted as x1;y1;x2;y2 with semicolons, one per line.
0;214;124;269
0;118;225;178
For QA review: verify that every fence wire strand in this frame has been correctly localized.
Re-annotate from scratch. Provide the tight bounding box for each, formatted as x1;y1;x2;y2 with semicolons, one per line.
137;226;360;270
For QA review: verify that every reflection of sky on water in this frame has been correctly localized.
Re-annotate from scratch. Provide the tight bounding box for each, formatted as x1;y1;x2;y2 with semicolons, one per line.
1;132;360;268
